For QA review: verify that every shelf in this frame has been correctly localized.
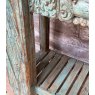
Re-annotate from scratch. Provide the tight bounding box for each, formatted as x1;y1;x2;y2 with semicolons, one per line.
34;50;89;95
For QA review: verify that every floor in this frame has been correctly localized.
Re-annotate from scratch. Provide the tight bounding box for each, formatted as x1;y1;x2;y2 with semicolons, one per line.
35;50;89;95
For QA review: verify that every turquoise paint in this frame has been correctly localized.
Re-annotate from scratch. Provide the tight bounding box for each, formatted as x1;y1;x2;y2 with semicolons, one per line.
30;0;89;21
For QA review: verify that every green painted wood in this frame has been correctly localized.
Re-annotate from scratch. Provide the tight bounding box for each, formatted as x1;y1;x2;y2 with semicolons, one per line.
34;59;89;95
6;0;36;95
68;64;89;95
6;52;19;95
37;50;55;74
73;0;89;19
33;86;52;95
37;53;62;85
57;61;83;95
40;55;69;90
48;58;76;94
29;0;89;21
79;76;89;95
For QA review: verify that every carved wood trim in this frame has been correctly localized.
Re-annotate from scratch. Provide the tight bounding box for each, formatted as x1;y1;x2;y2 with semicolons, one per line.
29;0;89;26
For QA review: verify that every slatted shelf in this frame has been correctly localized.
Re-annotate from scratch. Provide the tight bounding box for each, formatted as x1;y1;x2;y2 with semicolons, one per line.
35;50;89;95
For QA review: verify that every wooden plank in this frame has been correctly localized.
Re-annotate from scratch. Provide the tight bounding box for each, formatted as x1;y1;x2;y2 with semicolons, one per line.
40;55;69;90
57;61;83;95
6;0;36;95
37;54;62;85
36;50;49;64
48;58;76;94
79;76;89;95
39;15;50;52
37;50;55;74
68;64;89;95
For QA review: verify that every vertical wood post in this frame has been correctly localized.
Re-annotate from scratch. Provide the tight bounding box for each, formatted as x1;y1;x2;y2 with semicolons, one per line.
39;15;50;52
6;0;36;95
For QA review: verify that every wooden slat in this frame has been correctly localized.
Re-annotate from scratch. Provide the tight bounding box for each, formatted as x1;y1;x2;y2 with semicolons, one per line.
39;15;50;52
79;76;89;95
40;55;69;90
48;58;76;94
36;50;49;64
68;64;89;95
57;61;83;95
37;50;55;74
37;54;62;85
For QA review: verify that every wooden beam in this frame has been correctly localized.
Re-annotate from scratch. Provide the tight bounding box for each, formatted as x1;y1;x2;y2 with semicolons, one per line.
39;15;50;52
6;0;36;95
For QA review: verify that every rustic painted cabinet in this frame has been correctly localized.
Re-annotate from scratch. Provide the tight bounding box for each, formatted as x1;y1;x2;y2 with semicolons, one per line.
6;0;89;95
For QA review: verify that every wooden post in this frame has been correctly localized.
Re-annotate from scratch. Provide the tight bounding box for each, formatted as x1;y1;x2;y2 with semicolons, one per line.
6;0;36;95
39;15;50;52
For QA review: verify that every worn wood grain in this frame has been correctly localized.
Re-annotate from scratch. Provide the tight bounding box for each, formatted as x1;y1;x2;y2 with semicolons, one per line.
57;61;83;95
37;53;62;85
79;76;89;95
39;15;50;52
68;64;89;95
6;0;36;95
33;50;89;95
36;50;49;64
37;50;55;74
40;55;69;90
48;58;76;94
34;14;89;63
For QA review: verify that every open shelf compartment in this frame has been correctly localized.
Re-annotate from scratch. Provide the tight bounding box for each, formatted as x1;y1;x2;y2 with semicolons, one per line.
33;50;89;95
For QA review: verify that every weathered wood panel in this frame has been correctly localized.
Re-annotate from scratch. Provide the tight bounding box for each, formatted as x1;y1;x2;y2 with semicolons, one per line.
6;0;36;95
34;14;89;63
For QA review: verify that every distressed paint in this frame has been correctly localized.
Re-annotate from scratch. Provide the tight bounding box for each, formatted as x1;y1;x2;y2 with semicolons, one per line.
40;0;57;17
73;0;89;19
6;0;36;95
33;86;52;95
6;52;19;95
30;0;89;22
58;0;74;21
